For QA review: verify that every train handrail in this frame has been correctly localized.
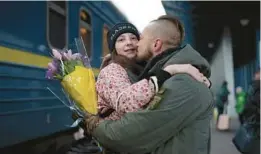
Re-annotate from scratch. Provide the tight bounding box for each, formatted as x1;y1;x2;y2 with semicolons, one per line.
0;105;67;116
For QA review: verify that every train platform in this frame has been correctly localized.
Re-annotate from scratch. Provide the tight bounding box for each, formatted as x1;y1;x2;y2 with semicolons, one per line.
211;118;241;154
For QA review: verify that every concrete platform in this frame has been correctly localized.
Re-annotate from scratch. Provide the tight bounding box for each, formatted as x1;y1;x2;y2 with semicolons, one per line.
211;118;241;154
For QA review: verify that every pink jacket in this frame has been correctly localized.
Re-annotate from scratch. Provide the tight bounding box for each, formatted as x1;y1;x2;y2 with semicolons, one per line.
96;63;155;120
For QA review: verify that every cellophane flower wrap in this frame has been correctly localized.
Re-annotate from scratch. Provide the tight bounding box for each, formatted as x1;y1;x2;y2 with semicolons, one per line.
45;38;98;127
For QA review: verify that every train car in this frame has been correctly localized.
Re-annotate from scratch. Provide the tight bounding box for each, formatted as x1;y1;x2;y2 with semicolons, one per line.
0;1;128;151
234;30;260;91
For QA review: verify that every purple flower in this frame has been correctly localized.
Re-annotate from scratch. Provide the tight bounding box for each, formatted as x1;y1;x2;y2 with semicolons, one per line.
49;59;59;71
52;49;62;60
45;69;55;79
46;59;61;80
48;62;57;72
61;52;69;60
53;59;59;66
71;53;82;60
61;49;73;60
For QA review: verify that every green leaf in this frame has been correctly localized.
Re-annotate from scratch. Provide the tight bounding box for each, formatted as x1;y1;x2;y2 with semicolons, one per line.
54;74;63;80
61;60;86;76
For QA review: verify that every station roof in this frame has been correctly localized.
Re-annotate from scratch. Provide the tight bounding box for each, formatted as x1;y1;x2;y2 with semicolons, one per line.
190;1;260;67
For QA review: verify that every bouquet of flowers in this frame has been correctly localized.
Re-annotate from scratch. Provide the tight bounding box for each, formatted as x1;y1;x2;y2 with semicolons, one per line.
45;38;98;126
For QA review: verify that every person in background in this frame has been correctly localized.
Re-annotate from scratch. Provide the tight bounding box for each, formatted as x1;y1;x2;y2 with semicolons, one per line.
242;70;259;122
234;70;260;154
235;86;246;125
216;81;230;125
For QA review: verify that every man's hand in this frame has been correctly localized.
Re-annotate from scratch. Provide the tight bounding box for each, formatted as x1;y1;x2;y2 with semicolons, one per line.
164;64;211;87
71;111;86;131
202;76;211;88
71;112;101;135
84;115;101;135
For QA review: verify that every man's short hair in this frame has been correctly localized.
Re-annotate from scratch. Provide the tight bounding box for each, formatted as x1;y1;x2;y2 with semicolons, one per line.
155;15;185;46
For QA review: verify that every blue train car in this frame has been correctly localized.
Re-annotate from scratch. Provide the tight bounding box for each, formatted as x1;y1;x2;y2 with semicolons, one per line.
234;30;260;91
0;1;128;148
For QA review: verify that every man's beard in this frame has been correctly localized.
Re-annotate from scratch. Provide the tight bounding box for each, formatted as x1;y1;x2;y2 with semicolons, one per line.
136;48;153;62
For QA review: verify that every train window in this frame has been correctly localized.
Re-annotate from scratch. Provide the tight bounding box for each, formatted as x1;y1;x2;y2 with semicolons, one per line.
47;1;67;50
79;8;92;58
102;25;110;57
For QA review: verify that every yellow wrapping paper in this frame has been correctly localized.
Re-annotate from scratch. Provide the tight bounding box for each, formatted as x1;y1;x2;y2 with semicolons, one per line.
61;66;98;115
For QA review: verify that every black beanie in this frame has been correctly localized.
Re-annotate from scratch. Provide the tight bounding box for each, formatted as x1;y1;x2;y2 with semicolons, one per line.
107;22;140;52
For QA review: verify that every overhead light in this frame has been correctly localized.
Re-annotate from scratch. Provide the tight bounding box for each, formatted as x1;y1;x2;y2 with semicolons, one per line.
240;19;249;26
208;42;214;48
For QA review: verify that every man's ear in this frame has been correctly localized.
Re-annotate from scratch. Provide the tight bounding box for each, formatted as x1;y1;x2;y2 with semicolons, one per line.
153;39;163;54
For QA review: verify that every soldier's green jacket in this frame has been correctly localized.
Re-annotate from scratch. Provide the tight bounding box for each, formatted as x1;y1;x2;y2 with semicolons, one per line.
93;44;214;154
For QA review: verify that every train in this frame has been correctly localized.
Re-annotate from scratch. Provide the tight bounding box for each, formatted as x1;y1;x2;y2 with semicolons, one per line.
0;1;129;150
0;1;194;152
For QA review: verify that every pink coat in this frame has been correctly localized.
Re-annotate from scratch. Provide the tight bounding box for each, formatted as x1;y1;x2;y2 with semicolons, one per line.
96;63;155;120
